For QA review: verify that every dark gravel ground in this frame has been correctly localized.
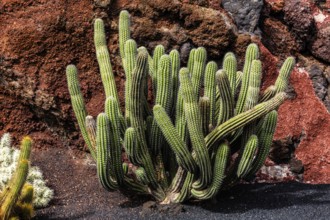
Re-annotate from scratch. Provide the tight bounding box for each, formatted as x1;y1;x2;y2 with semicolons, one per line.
33;148;330;220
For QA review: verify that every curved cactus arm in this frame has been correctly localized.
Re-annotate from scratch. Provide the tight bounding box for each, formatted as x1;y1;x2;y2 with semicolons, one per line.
199;97;211;136
191;143;229;200
235;43;259;115
119;10;131;62
237;135;258;178
191;47;207;98
216;70;234;125
66;65;96;160
246;110;278;178
204;61;217;128
275;57;295;93
168;167;187;193
105;97;125;186
153;105;197;173
205;92;287;150
180;67;212;189
187;48;196;73
260;85;277;102
124;39;137;123
96;113;118;191
170;49;180;118
85;116;97;153
170;172;194;203
94;19;119;103
223;52;237;100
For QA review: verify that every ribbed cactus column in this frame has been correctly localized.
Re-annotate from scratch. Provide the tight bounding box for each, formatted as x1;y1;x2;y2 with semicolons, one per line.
236;43;259;115
124;39;137;123
119;10;131;64
204;61;217;128
246;110;278;178
223;52;237;100
94;19;119;103
180;68;212;189
129;51;165;200
96;113;118;191
0;137;32;220
191;47;207;98
66;65;96;159
216;70;234;125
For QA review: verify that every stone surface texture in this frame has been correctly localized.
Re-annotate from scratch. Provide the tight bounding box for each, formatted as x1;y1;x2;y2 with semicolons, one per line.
0;0;329;194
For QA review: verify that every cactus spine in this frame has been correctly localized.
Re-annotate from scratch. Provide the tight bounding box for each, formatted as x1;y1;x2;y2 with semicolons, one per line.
66;11;295;203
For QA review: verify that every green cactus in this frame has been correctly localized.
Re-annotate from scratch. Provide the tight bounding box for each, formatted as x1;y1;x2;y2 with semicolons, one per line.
0;137;34;220
66;11;295;203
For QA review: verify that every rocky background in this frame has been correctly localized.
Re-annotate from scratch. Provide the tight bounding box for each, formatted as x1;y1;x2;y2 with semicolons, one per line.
0;0;329;186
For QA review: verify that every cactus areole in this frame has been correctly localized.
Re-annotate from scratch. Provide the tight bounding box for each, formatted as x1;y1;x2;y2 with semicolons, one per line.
66;10;295;203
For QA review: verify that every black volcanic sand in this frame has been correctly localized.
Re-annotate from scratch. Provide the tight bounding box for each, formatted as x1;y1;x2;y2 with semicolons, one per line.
33;148;330;220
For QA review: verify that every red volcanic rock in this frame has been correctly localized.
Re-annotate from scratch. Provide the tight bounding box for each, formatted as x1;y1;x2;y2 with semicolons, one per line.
276;68;330;184
259;44;330;184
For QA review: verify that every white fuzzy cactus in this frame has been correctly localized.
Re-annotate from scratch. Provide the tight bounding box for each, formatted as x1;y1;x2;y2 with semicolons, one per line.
0;133;54;208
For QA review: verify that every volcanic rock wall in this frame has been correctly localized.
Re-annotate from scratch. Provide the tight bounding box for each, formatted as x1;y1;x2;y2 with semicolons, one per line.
0;0;329;183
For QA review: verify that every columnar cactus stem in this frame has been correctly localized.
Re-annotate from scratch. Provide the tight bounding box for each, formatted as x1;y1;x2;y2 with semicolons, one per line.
199;97;211;136
94;19;119;103
0;137;32;220
105;97;125;186
246;110;278;178
66;65;96;159
275;57;295;93
180;68;212;189
124;39;137;123
119;10;131;62
187;48;196;72
235;43;259;115
236;135;258;178
96;113;118;191
223;52;237;100
150;55;172;155
191;47;207;98
216;70;234;125
129;51;165;199
123;127;140;165
152;45;165;95
204;61;217;127
170;49;180;118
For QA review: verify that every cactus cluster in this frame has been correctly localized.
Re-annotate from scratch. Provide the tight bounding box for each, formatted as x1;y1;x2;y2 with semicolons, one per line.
0;133;54;209
0;136;34;220
66;10;295;203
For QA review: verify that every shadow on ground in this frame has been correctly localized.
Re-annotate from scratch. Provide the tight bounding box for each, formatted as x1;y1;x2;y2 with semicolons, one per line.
34;148;330;220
